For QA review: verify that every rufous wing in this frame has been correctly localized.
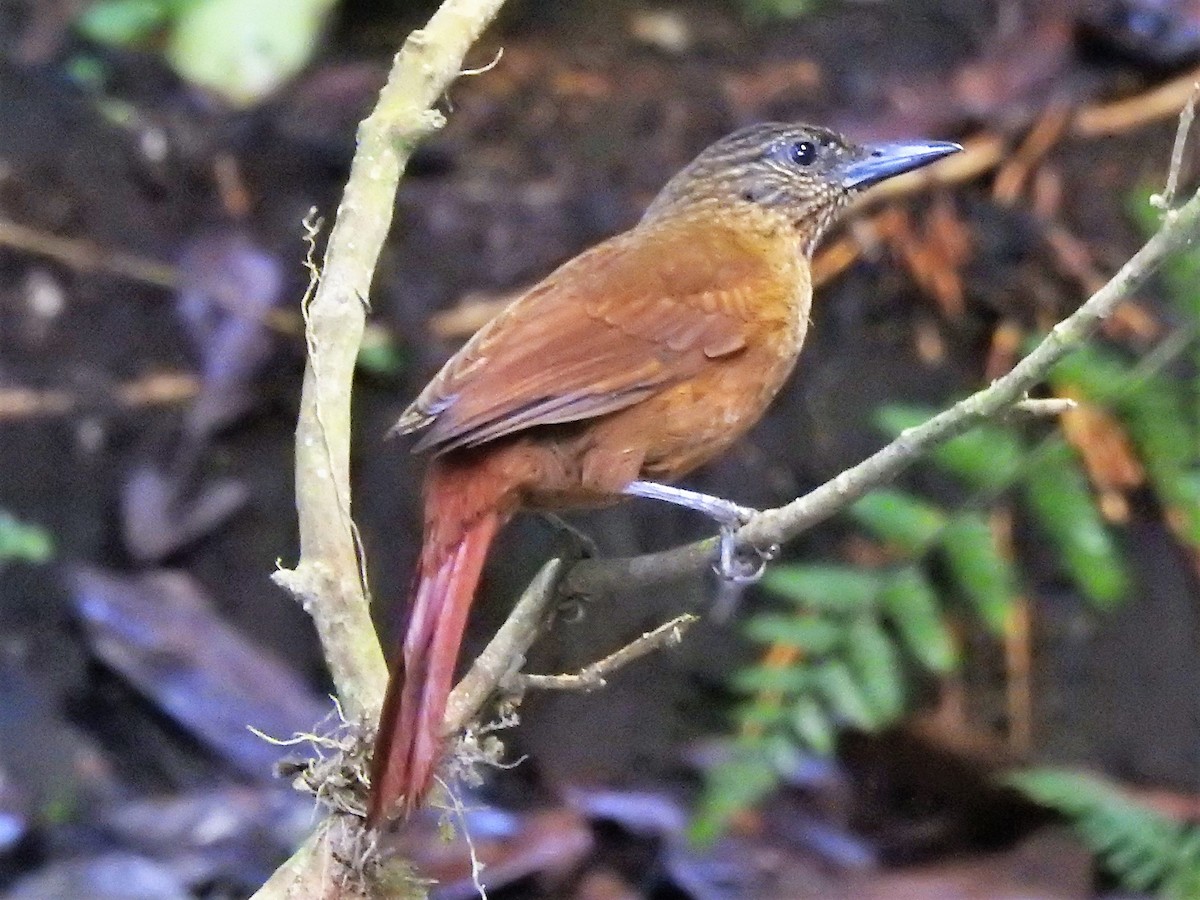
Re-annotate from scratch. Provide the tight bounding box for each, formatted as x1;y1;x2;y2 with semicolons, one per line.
399;218;784;455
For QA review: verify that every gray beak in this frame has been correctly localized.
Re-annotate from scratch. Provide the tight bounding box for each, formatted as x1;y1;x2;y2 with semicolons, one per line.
840;140;962;190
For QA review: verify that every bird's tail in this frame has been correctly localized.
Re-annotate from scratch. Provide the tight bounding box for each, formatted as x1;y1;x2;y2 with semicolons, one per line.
367;459;510;826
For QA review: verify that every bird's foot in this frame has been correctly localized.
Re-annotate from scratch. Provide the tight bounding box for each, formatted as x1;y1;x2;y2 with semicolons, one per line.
716;526;777;584
621;481;774;583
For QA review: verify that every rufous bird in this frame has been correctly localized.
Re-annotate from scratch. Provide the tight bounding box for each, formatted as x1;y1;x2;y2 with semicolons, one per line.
368;122;960;827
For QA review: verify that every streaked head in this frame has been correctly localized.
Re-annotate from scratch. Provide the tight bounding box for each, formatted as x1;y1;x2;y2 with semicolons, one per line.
643;122;961;255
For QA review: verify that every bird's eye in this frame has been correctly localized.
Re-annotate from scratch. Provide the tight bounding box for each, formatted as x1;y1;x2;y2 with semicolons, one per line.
788;140;817;166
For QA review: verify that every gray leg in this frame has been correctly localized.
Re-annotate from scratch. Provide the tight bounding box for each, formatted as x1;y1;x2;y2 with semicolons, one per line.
622;481;755;526
622;481;771;583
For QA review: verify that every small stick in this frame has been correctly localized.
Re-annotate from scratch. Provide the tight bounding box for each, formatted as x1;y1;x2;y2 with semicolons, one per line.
506;614;699;694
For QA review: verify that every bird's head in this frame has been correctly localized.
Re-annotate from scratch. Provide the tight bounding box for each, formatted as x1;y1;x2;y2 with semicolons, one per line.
643;122;962;255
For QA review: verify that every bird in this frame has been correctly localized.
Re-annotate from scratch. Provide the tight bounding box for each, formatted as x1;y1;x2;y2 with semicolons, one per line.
367;121;961;827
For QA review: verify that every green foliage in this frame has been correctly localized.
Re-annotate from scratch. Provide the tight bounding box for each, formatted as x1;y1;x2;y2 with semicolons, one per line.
760;564;880;613
850;489;946;555
356;325;409;378
876;406;1024;491
0;512;53;564
875;406;1129;609
1009;768;1200;898
699;188;1200;840
1022;440;1128;606
879;566;956;673
939;513;1014;633
733;0;825;21
1123;185;1200;543
77;0;198;44
691;744;777;845
77;0;337;106
1050;342;1200;547
699;397;1130;836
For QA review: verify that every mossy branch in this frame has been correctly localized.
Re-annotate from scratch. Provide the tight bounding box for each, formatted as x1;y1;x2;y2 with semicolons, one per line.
261;1;507;897
272;0;507;736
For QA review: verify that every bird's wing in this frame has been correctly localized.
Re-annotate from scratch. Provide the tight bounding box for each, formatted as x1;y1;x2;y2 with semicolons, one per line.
399;220;786;455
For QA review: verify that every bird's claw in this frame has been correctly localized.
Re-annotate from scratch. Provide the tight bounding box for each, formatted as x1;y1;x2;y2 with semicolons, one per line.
724;502;756;529
714;524;776;584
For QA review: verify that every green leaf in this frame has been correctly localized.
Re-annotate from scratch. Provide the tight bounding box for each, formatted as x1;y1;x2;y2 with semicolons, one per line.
1049;345;1136;406
814;660;878;730
356;326;408;377
734;699;787;732
731;665;811;695
761;565;881;614
931;426;1026;493
1122;376;1195;472
875;404;1025;491
691;744;779;845
879;567;957;673
1022;440;1128;607
845;615;905;724
850;489;947;554
1128;184;1200;324
76;0;194;45
873;403;930;436
790;695;836;755
166;0;339;107
1120;379;1200;546
1008;767;1200;895
0;513;53;563
1167;472;1200;544
939;513;1016;633
743;614;842;654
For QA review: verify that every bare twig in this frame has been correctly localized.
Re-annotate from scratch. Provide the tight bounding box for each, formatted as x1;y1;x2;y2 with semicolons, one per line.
1003;397;1078;421
0;216;178;288
443;557;566;735
507;614;698;693
1152;82;1200;211
0;371;198;421
258;26;1200;897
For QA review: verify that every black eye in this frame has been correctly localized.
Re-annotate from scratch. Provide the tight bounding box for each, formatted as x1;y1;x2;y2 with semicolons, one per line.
788;140;817;166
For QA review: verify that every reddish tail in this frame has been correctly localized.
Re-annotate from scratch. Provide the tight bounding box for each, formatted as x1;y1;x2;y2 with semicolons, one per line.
368;460;510;826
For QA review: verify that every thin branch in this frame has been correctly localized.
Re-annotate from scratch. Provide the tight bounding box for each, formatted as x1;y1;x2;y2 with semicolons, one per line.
1074;63;1200;137
1003;397;1078;421
0;371;198;421
0;216;178;288
443;557;566;735
562;180;1200;600
507;614;699;693
1152;82;1200;211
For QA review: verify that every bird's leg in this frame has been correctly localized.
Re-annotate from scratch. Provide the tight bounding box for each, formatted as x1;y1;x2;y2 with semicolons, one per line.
622;481;772;583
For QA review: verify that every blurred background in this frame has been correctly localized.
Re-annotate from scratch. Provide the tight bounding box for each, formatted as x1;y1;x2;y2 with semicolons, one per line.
2;0;1200;896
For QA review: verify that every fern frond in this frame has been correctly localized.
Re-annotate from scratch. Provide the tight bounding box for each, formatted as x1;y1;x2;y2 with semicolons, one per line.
1008;768;1200;897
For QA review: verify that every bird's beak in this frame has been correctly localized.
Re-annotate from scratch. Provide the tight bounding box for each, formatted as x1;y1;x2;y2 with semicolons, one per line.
840;140;962;190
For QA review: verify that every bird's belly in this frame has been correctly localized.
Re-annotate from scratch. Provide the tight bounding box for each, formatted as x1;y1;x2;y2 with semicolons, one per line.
617;339;799;481
516;343;797;511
